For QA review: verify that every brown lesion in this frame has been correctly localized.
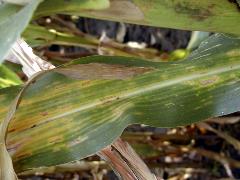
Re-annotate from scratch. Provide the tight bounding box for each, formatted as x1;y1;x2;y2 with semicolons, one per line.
54;63;154;80
200;76;220;86
174;1;215;21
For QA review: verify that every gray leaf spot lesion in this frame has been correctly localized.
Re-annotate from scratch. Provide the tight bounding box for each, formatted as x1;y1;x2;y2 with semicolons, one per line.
55;63;154;80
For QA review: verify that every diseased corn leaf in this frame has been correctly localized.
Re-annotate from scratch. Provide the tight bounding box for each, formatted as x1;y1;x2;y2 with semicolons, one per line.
0;0;42;63
0;34;240;172
0;77;33;180
35;0;240;35
0;70;43;179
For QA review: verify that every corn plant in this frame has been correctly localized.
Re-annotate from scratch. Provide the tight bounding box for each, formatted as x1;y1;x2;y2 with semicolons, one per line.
0;0;240;179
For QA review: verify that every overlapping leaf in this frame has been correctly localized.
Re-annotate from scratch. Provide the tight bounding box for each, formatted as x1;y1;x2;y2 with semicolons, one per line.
0;34;240;172
35;0;240;35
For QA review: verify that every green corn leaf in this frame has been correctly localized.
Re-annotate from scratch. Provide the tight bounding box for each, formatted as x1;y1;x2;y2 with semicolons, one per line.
0;34;240;172
34;0;110;18
0;65;22;89
0;0;43;63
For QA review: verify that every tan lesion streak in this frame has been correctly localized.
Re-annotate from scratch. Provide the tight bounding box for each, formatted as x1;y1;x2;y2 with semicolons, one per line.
200;76;220;86
54;63;154;80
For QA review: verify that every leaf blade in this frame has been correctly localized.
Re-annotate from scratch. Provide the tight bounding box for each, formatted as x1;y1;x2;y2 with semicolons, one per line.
0;34;240;172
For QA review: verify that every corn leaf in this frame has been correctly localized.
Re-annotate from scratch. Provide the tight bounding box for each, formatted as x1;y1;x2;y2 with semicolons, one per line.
0;34;240;172
35;0;240;35
34;0;110;18
0;0;43;63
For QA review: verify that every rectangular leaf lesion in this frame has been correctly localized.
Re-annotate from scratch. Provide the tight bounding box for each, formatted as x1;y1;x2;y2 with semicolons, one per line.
55;63;154;80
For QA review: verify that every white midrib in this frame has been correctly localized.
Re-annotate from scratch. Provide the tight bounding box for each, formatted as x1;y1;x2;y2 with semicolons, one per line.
41;63;240;123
